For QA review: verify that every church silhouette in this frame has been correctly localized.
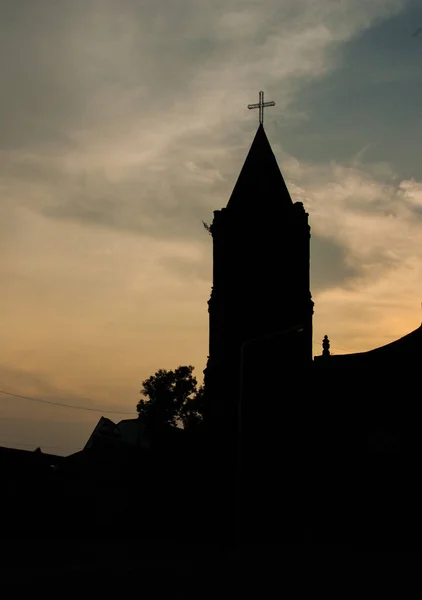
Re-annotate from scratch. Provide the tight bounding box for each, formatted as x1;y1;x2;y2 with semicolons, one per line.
202;111;422;549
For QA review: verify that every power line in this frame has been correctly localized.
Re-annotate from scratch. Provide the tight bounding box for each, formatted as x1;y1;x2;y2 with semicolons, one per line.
0;389;136;416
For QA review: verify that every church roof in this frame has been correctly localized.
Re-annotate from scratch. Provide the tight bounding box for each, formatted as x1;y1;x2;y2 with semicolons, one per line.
364;324;422;359
226;124;293;212
315;324;422;367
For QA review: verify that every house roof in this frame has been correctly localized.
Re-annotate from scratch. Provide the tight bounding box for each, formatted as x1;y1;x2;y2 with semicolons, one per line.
0;445;63;468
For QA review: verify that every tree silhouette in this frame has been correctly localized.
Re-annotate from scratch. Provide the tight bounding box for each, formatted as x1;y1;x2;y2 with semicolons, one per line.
137;365;204;432
202;220;212;235
180;383;205;431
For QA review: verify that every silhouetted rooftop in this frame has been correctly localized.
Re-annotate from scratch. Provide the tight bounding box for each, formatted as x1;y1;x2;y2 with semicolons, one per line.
315;324;422;366
0;445;63;467
226;124;293;212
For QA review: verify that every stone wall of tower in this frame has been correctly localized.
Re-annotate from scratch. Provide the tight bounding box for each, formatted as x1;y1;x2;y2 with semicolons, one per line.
210;202;312;355
204;198;313;434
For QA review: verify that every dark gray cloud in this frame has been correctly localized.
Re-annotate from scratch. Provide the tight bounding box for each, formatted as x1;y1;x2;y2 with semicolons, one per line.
311;234;360;292
0;1;96;151
278;0;422;180
0;0;220;151
39;163;224;241
0;0;409;253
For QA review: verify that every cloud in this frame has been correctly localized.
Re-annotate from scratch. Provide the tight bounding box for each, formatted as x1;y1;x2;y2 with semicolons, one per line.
279;153;422;351
283;156;421;273
398;179;422;216
0;0;405;241
0;0;415;450
311;235;360;292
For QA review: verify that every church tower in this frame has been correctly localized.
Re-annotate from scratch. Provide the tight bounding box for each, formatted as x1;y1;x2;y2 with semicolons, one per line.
204;115;313;435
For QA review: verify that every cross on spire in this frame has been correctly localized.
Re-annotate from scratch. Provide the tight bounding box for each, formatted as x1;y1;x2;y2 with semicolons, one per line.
247;90;275;125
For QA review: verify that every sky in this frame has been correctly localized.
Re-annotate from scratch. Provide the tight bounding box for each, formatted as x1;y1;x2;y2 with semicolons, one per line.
1;0;422;454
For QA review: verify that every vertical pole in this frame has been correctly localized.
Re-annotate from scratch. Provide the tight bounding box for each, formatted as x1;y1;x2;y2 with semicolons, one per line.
259;90;263;125
236;342;246;556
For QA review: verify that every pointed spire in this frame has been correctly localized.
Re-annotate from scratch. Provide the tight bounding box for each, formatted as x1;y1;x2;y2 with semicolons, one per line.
227;124;293;212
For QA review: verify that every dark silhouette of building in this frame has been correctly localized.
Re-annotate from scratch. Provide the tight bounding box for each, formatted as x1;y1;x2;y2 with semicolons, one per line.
5;118;422;562
201;123;314;545
204;123;314;437
202;121;422;550
315;324;422;367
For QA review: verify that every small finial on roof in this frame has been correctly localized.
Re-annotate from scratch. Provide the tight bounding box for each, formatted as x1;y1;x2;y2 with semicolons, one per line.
322;335;330;357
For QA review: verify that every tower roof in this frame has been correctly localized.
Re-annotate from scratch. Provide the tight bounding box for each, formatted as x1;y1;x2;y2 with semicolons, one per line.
226;124;293;212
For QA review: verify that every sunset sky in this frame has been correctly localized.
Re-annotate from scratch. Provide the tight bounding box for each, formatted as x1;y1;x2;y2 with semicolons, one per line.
1;0;422;453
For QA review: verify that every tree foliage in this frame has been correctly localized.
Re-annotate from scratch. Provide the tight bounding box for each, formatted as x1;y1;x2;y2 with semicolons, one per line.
137;365;204;432
202;221;212;235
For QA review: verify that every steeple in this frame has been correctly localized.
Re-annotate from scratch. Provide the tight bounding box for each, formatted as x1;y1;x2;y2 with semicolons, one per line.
227;124;293;213
204;114;313;438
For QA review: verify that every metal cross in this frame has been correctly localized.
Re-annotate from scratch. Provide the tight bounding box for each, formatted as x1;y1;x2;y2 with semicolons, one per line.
247;91;275;125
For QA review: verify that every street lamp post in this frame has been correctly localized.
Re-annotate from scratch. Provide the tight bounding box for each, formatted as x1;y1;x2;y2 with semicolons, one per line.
235;324;304;554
